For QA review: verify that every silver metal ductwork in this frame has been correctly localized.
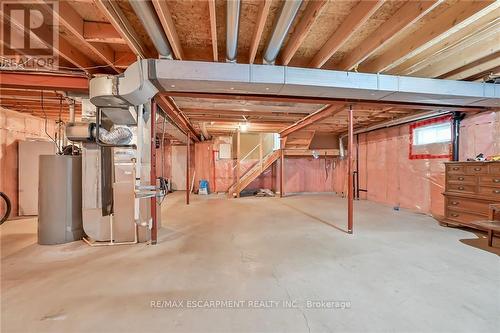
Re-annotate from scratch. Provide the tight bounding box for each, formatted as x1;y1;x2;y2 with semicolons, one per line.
226;0;241;62
263;0;303;65
89;59;500;109
130;0;173;59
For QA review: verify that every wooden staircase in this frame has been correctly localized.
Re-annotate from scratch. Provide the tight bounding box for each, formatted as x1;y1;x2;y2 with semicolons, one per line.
227;149;281;198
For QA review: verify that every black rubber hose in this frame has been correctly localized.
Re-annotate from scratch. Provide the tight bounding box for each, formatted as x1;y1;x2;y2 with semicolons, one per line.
0;192;11;225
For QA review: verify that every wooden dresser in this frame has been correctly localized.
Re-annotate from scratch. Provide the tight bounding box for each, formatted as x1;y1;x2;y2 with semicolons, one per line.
443;161;500;228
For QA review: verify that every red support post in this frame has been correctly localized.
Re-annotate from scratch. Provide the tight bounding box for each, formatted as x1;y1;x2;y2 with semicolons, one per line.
186;133;190;205
151;101;158;244
280;138;285;198
347;105;354;234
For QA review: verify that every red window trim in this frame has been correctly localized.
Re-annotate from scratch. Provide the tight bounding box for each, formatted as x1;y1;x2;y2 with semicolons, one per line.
409;115;452;160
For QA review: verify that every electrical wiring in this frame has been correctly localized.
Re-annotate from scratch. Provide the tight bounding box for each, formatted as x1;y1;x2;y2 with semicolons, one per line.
40;91;61;154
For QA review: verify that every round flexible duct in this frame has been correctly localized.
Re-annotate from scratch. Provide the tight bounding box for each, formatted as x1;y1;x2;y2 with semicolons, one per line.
94;126;133;145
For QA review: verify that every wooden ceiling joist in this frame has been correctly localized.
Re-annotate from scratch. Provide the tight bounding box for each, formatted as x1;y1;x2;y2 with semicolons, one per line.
308;0;383;69
360;0;497;73
156;95;201;142
83;22;126;44
248;0;272;64
35;0;121;73
208;0;218;62
0;9;97;73
94;0;151;58
166;92;485;112
442;52;500;81
410;24;500;78
152;0;185;60
336;0;440;70
280;0;328;66
280;104;346;137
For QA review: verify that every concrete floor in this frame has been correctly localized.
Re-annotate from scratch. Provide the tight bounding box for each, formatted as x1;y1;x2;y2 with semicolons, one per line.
1;192;499;333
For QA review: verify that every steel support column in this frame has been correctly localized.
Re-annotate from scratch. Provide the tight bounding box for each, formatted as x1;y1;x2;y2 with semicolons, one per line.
186;133;190;205
347;105;354;234
151;100;158;244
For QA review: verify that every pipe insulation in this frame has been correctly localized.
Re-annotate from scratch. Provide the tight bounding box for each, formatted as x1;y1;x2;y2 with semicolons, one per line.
130;0;173;59
226;0;241;62
263;0;302;65
94;126;133;145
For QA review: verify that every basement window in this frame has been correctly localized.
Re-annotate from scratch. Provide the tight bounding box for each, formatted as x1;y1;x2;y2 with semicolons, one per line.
412;122;451;145
409;115;452;160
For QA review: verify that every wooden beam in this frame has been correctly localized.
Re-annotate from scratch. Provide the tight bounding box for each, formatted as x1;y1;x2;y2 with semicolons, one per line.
34;0;121;73
0;72;89;92
309;0;383;68
280;104;345;137
280;0;327;66
152;0;185;60
94;0;151;58
83;21;126;44
155;95;201;142
336;1;440;70
359;1;496;73
248;0;272;64
208;0;218;61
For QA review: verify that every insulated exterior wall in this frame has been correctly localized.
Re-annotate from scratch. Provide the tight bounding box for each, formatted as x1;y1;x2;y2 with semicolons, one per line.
333;111;500;218
0;108;57;217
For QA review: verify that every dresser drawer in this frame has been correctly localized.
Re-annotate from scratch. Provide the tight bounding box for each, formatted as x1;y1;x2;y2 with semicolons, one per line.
479;175;500;187
464;165;488;175
489;163;500;174
477;186;500;198
446;197;489;215
447;183;476;193
446;164;464;174
448;174;476;184
446;209;484;224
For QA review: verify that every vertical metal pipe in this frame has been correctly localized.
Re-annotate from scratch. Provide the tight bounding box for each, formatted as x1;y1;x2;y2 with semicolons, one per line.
236;130;241;197
355;133;360;200
186;133;190;205
226;0;241;62
151;101;158;244
280;137;285;197
347;105;354;234
451;112;462;161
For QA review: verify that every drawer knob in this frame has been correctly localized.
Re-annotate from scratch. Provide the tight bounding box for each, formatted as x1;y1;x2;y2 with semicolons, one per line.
474;167;481;171
494;190;500;194
458;186;465;190
451;213;459;217
451;201;459;205
494;179;500;183
452;167;459;170
458;177;464;181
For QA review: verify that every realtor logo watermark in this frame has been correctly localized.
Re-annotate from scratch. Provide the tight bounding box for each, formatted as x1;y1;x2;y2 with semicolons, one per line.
151;299;351;310
1;1;59;70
